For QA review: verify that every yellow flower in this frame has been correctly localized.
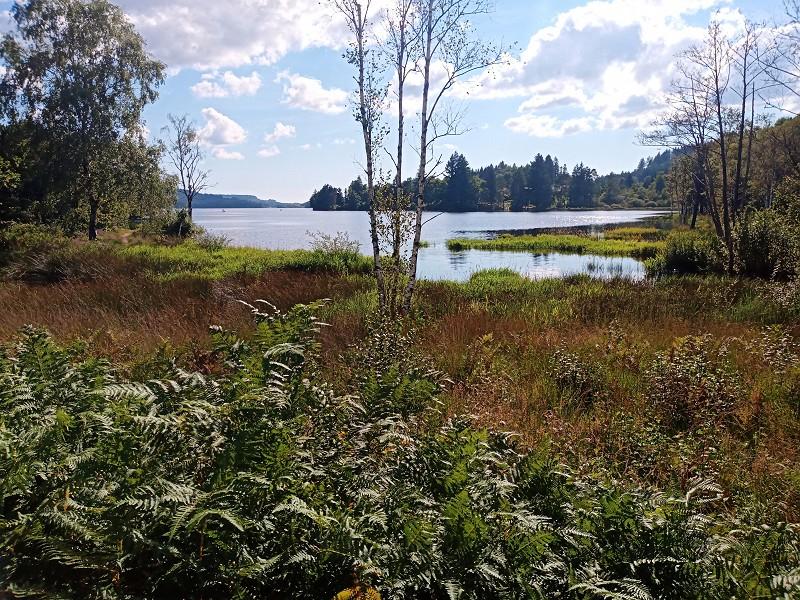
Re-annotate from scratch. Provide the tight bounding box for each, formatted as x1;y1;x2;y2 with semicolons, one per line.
334;585;382;600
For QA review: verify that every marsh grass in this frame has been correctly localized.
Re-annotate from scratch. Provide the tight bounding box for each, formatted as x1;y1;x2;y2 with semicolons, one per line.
2;236;800;521
447;232;664;258
121;240;373;280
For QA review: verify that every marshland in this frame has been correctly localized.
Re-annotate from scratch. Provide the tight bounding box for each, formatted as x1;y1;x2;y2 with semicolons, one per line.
1;0;800;598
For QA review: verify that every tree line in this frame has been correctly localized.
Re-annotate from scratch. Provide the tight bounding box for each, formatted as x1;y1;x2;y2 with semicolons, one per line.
0;0;211;239
644;11;800;274
310;149;673;212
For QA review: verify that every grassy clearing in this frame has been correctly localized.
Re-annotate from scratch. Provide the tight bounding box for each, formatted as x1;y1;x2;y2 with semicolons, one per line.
447;232;664;258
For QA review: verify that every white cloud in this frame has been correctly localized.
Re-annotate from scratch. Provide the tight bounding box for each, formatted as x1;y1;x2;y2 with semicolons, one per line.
213;148;245;160
300;143;323;151
265;122;296;143
192;78;227;99
198;108;247;159
276;71;348;114
192;71;262;98
118;0;350;71
198;107;247;146
258;146;281;158
504;115;595;138
457;0;736;138
333;138;356;145
117;0;399;71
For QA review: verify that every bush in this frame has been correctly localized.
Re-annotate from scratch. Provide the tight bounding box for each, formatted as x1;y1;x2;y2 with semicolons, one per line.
309;230;362;255
646;229;724;277
646;335;740;433
194;231;231;251
734;209;799;280
550;348;608;410
0;223;125;282
161;209;198;238
0;223;67;263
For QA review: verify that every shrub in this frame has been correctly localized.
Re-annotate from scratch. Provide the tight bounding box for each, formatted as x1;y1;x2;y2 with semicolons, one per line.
550;348;608;410
646;335;740;433
309;230;362;255
645;229;724;277
734;209;799;280
0;223;127;282
0;223;67;264
194;231;231;251
161;209;198;238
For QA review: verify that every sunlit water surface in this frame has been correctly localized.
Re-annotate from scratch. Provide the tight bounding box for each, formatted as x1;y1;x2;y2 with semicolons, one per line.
194;209;666;282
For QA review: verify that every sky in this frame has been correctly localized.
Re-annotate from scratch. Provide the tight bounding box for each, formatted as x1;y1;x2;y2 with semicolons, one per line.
0;0;790;202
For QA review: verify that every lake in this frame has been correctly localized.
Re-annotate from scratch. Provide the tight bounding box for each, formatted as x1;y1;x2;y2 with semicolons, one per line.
194;208;667;281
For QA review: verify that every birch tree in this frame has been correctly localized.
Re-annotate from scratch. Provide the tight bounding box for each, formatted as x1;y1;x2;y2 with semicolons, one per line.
0;0;164;240
332;0;389;311
644;21;766;273
163;114;209;222
402;0;503;314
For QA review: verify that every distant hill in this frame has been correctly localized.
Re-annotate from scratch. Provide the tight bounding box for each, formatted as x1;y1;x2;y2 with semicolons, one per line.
176;192;308;209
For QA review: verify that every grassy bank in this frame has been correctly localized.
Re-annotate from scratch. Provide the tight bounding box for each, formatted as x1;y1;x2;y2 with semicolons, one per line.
121;240;373;280
447;229;664;258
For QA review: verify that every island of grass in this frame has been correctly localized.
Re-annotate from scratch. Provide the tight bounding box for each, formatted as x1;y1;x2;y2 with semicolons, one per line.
446;226;667;259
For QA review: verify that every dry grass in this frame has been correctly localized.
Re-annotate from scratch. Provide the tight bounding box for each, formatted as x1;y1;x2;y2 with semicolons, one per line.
0;271;368;361
1;241;798;518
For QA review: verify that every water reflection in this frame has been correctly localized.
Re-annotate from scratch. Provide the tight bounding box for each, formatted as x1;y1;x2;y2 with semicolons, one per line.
416;249;645;282
194;208;661;282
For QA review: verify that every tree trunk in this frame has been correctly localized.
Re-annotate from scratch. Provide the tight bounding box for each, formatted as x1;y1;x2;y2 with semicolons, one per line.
88;199;99;241
402;21;433;316
354;3;385;312
732;75;748;226
715;92;733;274
187;193;193;222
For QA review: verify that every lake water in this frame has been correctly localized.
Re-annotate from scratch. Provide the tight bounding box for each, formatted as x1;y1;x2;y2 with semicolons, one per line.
194;208;666;282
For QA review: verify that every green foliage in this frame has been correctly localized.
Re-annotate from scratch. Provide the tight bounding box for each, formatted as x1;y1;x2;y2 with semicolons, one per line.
550;348;608;410
0;223;127;282
0;305;798;598
122;240;372;280
604;226;668;242
645;229;724;277
444;152;478;212
315;152;673;212
0;0;168;238
160;208;198;238
310;184;345;211
734;209;799;280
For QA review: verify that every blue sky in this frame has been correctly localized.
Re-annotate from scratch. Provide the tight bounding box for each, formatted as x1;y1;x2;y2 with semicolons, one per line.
0;0;788;202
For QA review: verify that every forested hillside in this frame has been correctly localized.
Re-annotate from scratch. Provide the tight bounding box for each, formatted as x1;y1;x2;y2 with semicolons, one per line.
175;192;307;209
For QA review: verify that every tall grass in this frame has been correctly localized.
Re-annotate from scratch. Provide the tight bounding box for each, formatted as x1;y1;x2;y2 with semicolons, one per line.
122;241;372;280
2;232;799;530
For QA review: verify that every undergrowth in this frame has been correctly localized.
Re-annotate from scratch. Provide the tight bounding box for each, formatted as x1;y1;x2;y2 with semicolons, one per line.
0;304;798;598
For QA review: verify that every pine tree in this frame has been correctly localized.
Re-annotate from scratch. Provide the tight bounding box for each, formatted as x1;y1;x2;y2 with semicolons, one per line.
444;152;478;212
